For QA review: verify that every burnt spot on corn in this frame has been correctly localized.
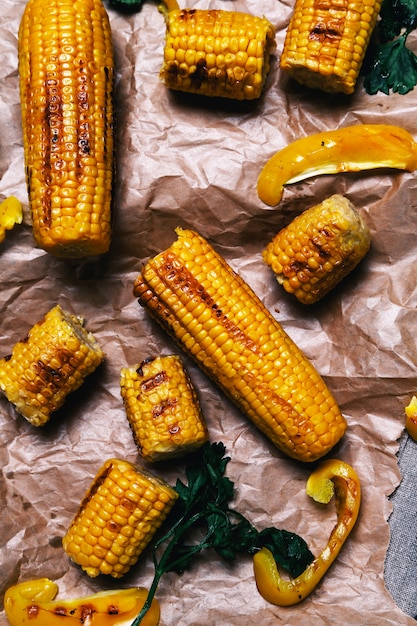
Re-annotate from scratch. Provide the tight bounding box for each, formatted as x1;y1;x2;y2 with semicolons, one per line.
153;397;178;418
141;371;169;392
137;356;156;376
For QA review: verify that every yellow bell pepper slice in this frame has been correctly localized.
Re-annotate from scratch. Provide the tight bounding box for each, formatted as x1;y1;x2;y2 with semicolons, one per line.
4;578;160;626
0;196;23;243
257;124;417;206
405;396;417;441
253;458;361;606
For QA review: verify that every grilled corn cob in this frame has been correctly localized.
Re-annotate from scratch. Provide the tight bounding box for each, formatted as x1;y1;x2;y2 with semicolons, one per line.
133;228;347;463
263;195;371;304
18;0;114;258
62;458;178;578
120;355;209;462
159;6;276;100
279;0;381;95
0;304;104;426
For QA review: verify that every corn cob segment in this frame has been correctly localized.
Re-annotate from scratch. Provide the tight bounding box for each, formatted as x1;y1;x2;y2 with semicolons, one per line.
133;228;347;463
18;0;114;258
279;0;381;95
120;355;209;462
62;458;178;578
160;9;276;100
263;195;371;304
0;304;104;426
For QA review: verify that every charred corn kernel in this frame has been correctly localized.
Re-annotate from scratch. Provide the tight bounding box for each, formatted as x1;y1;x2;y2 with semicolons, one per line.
0;196;23;243
263;195;371;304
405;396;417;441
4;578;160;626
159;8;276;100
18;0;114;258
133;227;347;463
279;0;381;94
0;304;104;427
257;124;417;206
253;459;361;605
63;458;178;578
120;355;209;462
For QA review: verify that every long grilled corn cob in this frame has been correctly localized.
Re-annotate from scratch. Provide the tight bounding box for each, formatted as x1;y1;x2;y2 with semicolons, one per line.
133;228;347;463
263;195;371;304
120;355;209;462
18;0;114;258
0;304;104;426
279;0;381;95
62;458;178;578
159;6;276;100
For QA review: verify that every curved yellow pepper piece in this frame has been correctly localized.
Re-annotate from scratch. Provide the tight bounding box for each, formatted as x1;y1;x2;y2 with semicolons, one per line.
405;396;417;441
253;458;361;606
0;196;23;243
4;578;160;626
257;124;417;206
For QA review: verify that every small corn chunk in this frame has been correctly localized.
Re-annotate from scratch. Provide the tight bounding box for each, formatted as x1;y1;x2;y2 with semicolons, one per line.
263;195;371;305
62;458;178;578
280;0;381;95
0;196;23;243
0;304;104;426
133;228;347;463
18;0;114;258
160;9;276;100
120;355;209;462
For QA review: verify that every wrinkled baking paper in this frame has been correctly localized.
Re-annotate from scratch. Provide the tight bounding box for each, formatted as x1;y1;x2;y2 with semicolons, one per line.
1;0;417;624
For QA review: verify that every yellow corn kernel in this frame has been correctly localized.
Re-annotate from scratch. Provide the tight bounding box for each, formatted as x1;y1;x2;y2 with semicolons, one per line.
18;0;114;258
263;195;371;304
62;458;178;578
0;304;104;426
120;354;209;462
133;228;347;463
280;0;381;94
160;9;276;100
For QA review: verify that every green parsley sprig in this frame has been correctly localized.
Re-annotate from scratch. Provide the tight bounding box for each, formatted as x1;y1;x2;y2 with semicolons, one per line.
364;0;417;94
131;442;314;625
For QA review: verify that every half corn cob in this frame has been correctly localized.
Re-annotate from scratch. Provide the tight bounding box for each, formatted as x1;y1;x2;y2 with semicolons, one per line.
133;228;347;463
18;0;114;258
263;194;371;304
159;4;276;100
279;0;381;95
120;355;209;462
0;304;104;426
62;458;178;578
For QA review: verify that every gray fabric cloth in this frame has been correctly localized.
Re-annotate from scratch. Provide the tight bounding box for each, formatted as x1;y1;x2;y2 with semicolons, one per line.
385;432;417;619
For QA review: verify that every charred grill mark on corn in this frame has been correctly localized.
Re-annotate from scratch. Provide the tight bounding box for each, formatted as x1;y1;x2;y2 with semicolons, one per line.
18;0;114;257
120;355;209;462
133;228;347;463
0;304;104;426
279;0;381;94
263;195;371;304
62;458;178;578
159;9;276;100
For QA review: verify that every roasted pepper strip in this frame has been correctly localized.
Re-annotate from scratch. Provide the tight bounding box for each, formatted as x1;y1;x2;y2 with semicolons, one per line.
4;578;160;626
257;124;417;206
405;396;417;441
253;459;361;606
0;196;23;243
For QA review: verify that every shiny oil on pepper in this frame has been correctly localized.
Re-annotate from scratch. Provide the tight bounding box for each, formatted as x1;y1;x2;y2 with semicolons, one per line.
4;578;160;626
253;458;361;606
257;124;417;206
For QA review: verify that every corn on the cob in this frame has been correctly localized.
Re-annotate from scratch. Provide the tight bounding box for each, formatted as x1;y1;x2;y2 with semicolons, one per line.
62;458;178;578
133;228;347;463
0;304;104;426
279;0;381;95
18;0;114;258
120;355;209;462
159;8;276;100
263;195;371;305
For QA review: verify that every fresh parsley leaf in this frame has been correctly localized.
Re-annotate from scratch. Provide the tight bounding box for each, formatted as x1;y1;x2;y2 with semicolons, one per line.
106;0;144;12
130;442;314;625
364;32;417;94
379;0;417;40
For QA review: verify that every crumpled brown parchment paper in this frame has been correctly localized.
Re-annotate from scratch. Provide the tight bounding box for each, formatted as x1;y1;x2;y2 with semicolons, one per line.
1;0;417;624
